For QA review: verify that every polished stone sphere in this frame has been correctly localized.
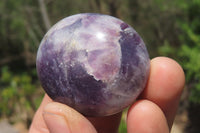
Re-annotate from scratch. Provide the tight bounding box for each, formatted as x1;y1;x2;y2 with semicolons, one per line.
36;13;150;116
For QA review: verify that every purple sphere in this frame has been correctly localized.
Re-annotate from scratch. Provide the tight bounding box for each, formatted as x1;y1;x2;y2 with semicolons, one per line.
36;13;150;116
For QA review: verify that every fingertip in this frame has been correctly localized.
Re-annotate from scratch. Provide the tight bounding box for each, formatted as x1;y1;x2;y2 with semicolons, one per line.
151;57;185;94
43;102;97;133
140;57;185;128
43;110;71;133
127;100;169;133
43;102;66;114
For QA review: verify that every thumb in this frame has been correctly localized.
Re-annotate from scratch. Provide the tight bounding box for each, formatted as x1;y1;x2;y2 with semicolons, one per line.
43;102;97;133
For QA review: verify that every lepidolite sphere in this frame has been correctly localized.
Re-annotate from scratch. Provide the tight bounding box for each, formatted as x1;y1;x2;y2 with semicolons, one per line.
36;13;150;116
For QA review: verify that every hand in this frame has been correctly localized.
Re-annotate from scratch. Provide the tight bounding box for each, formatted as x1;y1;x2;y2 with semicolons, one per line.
29;57;185;133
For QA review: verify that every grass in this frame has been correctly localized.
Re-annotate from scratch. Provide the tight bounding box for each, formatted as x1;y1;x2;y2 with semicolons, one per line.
118;110;127;133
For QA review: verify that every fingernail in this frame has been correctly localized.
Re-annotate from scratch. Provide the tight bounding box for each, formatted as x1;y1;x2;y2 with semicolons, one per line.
43;111;71;133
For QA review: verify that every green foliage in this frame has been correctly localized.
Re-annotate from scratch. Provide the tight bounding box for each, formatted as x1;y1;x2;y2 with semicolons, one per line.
0;66;42;120
118;118;127;133
159;0;200;103
0;0;43;67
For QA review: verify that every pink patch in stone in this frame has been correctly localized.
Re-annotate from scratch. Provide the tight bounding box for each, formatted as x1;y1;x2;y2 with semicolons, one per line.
88;49;120;81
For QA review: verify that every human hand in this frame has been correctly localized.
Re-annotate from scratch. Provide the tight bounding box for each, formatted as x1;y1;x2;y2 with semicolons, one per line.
29;57;185;133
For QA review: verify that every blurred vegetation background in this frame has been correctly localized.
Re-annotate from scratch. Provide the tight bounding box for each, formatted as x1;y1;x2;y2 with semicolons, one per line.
0;0;200;132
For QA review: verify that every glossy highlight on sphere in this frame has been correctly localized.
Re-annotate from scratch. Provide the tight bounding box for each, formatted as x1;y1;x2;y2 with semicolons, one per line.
36;13;150;116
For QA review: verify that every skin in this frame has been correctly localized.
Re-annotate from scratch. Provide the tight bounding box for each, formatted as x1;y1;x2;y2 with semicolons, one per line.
29;57;185;133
